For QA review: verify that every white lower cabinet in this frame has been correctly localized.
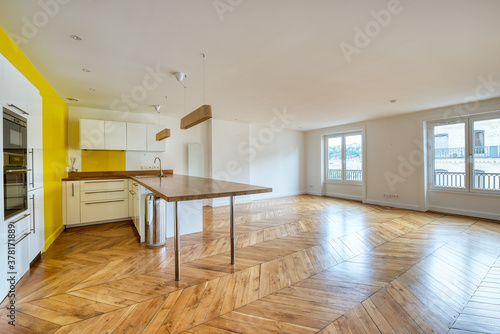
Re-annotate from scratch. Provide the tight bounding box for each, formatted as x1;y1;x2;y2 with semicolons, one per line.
12;232;30;284
64;181;81;226
28;188;45;262
81;199;128;224
64;179;129;226
4;214;31;284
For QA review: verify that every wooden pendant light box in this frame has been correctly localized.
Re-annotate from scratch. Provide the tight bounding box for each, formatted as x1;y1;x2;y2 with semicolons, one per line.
156;128;171;141
180;105;212;129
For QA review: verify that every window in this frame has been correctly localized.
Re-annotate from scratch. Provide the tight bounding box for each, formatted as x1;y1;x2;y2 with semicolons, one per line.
428;113;500;193
325;132;363;182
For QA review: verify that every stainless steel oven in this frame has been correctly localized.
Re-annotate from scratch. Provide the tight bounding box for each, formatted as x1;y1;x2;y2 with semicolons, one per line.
3;107;29;219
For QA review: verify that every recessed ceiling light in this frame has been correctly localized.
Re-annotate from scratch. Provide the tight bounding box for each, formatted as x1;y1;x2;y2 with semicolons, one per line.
82;68;90;72
389;99;399;103
71;35;82;41
67;98;79;102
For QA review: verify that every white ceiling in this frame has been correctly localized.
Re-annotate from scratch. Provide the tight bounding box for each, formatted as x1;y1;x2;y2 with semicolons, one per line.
1;0;500;130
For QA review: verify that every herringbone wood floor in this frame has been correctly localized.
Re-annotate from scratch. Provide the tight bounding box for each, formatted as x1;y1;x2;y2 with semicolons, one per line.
1;195;500;333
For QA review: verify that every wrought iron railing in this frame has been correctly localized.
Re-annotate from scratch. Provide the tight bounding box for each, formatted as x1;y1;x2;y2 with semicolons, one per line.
434;171;466;188
328;169;362;181
435;147;465;159
434;146;500;159
474;172;500;191
434;171;500;190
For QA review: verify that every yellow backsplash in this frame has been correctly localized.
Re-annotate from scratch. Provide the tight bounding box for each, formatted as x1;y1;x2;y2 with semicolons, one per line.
81;150;126;171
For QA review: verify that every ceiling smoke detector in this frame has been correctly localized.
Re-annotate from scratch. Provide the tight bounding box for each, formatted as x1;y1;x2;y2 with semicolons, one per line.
175;72;186;82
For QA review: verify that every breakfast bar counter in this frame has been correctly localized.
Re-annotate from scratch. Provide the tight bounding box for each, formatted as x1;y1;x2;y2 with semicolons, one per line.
130;174;272;280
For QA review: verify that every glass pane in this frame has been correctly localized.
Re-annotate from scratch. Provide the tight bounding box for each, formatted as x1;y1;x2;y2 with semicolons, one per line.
345;134;362;181
472;117;500;191
327;136;342;180
433;123;466;188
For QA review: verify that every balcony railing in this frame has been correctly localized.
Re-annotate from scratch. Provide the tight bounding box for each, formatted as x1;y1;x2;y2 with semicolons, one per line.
434;171;500;190
435;146;500;159
328;169;362;181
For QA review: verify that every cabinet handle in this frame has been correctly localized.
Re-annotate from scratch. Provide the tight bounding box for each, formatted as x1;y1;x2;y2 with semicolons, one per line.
30;149;34;187
10;213;31;224
84;200;125;205
83;180;124;184
72;183;75;197
30;195;36;234
5;169;32;173
8;104;29;115
14;232;31;246
84;190;125;194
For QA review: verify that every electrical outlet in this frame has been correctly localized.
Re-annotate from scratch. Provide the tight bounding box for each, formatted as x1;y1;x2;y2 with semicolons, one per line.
383;194;400;199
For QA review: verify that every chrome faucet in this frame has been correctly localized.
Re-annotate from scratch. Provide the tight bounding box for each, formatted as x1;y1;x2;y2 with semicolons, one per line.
154;157;163;177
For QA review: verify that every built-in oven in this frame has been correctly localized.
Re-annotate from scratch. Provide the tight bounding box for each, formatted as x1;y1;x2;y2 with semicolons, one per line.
3;107;29;219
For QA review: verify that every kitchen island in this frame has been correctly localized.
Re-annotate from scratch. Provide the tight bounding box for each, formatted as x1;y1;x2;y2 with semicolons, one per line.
131;174;272;280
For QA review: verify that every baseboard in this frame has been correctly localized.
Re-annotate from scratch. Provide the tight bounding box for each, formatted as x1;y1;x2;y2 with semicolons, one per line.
363;199;424;211
43;224;65;252
251;191;306;201
204;191;307;207
323;192;362;202
207;195;252;207
427;205;500;221
306;191;323;197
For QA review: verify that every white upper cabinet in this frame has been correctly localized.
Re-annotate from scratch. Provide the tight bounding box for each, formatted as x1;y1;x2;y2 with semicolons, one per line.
127;123;147;151
2;60;29;113
26;82;43;148
104;121;126;150
80;119;105;150
0;54;3;104
79;119;165;151
147;124;166;152
27;82;44;191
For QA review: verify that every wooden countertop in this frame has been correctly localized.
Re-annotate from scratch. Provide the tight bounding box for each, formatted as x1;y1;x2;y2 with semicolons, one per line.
130;174;272;202
62;170;173;181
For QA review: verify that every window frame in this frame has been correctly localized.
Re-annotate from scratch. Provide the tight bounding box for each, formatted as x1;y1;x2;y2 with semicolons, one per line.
324;131;363;185
427;112;500;195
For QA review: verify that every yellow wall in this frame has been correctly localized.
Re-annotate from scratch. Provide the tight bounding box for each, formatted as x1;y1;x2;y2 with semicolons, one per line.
81;151;126;171
0;26;68;250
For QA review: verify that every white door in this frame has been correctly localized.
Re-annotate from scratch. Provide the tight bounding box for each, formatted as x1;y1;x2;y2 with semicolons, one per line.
80;119;105;150
28;188;45;262
126;123;147;151
104;121;127;150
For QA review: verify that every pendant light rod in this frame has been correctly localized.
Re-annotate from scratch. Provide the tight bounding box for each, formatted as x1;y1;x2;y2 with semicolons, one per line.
202;53;206;104
154;102;171;141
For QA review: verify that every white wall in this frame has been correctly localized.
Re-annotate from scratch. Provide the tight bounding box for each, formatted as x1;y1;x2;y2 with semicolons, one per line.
211;119;251;184
305;97;500;220
250;125;306;200
208;120;306;204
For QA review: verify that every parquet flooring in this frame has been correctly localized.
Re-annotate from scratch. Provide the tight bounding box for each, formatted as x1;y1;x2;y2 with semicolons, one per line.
1;195;500;333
